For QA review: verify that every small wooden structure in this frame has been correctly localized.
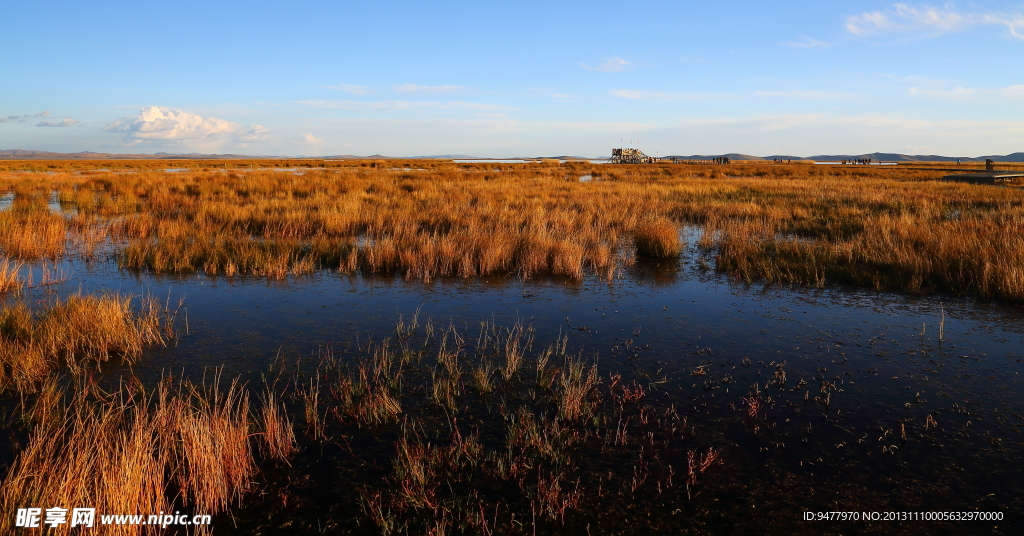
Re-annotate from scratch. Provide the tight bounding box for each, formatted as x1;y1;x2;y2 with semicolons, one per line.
943;171;1024;185
610;148;658;164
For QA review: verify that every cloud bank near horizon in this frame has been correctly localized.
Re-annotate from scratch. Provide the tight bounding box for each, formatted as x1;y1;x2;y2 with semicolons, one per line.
104;107;270;147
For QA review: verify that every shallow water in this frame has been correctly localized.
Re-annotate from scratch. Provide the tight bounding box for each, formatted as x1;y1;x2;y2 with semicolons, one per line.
6;238;1024;534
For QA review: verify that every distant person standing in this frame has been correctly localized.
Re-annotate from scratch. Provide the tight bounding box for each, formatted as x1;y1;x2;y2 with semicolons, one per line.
956;158;961;165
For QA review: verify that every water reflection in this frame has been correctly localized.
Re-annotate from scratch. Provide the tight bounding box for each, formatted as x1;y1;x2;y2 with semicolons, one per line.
3;241;1023;533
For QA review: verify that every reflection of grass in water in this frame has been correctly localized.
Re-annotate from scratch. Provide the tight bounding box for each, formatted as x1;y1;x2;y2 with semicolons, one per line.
0;256;23;292
4;299;1016;533
0;293;171;392
277;317;720;534
0;307;724;534
0;288;293;535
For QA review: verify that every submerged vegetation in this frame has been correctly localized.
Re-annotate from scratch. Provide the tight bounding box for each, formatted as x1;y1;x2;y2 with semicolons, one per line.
0;295;722;534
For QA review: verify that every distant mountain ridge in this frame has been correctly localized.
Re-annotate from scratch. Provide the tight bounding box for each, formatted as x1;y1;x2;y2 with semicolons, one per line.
2;149;1022;162
664;152;1024;163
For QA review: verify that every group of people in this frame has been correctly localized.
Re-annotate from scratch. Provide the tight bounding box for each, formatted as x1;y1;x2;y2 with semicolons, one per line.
772;158;792;164
668;156;731;164
842;158;873;165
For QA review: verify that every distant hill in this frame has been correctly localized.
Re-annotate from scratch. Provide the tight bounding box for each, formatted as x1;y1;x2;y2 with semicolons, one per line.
663;153;807;161
806;152;1024;163
651;152;1024;162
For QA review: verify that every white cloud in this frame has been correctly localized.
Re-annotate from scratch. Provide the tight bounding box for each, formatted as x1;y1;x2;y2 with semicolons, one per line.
1;111;50;124
104;106;270;146
302;133;323;144
610;89;729;101
324;83;373;95
36;117;79;127
753;90;854;100
581;57;633;72
781;36;831;48
909;83;1024;101
392;84;462;93
297;99;516;112
845;3;1024;39
612;89;855;102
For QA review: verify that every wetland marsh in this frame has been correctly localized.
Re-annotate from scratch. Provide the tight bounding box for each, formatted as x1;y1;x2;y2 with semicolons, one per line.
1;159;1022;534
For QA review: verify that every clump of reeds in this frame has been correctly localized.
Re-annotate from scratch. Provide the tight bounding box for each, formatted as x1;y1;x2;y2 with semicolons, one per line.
0;374;275;536
326;343;404;426
556;355;598;420
160;377;254;515
40;293;165;369
502;320;530;380
0;256;24;292
471;359;495;394
0;292;169;392
259;386;296;460
633;218;682;258
0;198;68;259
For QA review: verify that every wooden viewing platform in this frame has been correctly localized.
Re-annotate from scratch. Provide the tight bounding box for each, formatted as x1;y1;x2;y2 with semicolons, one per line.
942;171;1024;185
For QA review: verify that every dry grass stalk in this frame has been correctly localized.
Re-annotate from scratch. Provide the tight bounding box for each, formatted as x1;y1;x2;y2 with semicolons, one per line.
302;375;324;439
557;355;598;420
162;377;254;515
259;386;296;460
502;320;527;380
0;256;24;292
686;447;721;499
472;359;496;394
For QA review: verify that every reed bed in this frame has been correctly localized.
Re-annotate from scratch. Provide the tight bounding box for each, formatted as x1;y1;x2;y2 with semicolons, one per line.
0;293;169;392
0;375;289;536
3;160;1024;299
0;200;68;259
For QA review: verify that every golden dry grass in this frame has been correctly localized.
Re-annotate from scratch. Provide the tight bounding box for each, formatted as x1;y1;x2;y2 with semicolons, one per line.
3;159;1024;299
633;217;681;258
0;201;68;259
259;387;296;461
0;256;23;292
0;376;261;536
0;293;168;392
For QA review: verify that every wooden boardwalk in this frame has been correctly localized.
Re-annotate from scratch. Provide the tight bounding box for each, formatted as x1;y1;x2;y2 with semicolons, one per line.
942;171;1024;185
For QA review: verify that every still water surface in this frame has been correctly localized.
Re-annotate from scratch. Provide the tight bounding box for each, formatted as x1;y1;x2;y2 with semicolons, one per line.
9;238;1024;534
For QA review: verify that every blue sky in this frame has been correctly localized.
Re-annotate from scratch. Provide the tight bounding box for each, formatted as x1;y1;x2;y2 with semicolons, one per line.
2;1;1022;157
